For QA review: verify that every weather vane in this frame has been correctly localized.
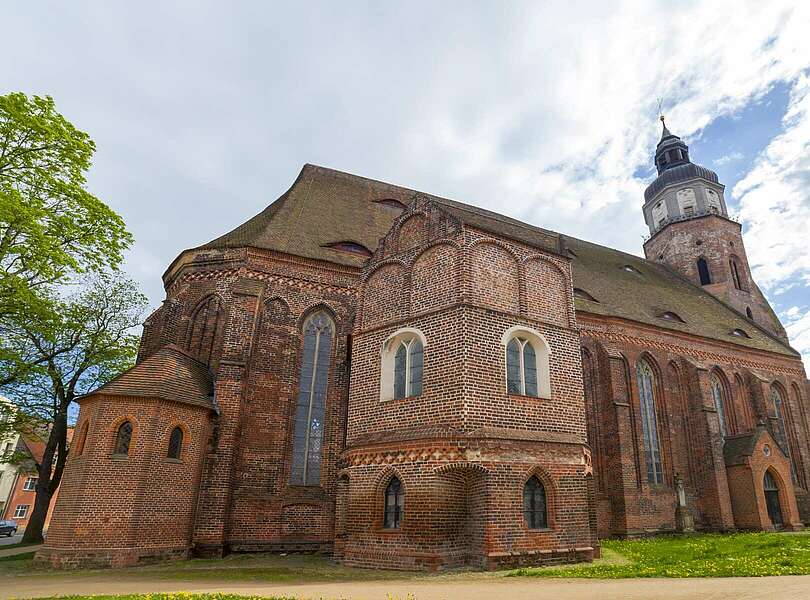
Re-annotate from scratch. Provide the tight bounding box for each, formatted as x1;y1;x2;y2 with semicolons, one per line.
657;97;665;124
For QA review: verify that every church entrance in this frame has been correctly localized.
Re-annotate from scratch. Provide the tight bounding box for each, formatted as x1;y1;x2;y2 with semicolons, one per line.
763;470;783;528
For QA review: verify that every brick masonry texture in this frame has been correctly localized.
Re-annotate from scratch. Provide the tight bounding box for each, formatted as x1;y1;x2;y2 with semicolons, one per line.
38;170;809;570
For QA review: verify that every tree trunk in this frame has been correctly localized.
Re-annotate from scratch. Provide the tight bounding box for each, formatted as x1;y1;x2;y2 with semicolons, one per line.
20;480;52;544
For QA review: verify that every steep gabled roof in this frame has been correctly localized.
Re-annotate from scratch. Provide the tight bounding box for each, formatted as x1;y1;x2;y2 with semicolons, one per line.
85;345;214;409
191;164;797;358
724;427;782;466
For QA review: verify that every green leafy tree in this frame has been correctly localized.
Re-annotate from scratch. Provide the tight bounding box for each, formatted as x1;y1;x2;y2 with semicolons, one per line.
0;92;132;385
3;275;146;543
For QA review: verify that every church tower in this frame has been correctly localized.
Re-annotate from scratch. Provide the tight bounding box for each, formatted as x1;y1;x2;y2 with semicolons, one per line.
642;117;788;341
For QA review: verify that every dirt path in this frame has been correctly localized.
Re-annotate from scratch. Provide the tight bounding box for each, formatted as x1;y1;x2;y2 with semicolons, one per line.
4;574;810;600
0;544;40;558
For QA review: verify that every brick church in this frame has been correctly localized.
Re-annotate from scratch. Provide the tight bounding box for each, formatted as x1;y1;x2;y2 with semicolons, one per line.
38;120;809;569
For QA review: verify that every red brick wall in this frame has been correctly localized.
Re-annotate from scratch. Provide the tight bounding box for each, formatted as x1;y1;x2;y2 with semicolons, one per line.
38;394;211;568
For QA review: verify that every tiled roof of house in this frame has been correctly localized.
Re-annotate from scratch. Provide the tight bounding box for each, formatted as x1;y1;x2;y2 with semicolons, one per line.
194;164;797;358
723;427;781;466
85;345;214;409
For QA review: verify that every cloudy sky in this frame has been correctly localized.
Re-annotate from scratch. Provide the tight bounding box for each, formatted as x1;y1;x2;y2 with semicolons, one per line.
4;1;810;368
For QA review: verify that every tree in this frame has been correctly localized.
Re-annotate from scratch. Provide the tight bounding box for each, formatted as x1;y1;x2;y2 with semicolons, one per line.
0;92;133;385
2;275;146;543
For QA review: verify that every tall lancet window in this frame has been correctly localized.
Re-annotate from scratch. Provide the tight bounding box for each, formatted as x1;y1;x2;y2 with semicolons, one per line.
637;360;664;484
710;375;728;439
291;311;334;485
770;386;799;484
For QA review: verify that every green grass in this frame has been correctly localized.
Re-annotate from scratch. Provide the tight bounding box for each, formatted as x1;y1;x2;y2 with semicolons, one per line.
510;532;810;578
0;550;36;563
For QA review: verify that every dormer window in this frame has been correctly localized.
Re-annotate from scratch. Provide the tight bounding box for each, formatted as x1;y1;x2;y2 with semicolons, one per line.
573;288;598;302
374;198;408;210
731;328;751;338
659;311;685;323
622;265;642;275
322;241;372;257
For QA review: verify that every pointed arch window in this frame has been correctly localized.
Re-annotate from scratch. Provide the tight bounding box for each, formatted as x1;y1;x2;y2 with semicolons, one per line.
637;361;664;484
507;337;538;397
383;477;404;529
503;327;551;399
114;421;133;456
710;375;728;438
730;257;746;291
75;421;89;456
394;337;423;399
523;476;548;529
167;426;183;460
291;311;334;485
697;258;712;285
186;296;223;364
770;386;799;484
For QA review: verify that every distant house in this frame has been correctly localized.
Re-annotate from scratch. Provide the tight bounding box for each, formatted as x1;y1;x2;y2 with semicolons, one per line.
0;397;20;515
1;428;73;533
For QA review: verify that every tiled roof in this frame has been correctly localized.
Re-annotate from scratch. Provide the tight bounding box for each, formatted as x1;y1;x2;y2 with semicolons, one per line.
723;427;781;466
193;164;796;358
85;345;214;409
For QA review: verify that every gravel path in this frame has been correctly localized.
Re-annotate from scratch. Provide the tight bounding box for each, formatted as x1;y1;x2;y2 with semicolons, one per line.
4;574;810;600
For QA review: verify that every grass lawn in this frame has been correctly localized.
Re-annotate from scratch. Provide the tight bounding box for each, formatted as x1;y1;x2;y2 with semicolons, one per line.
510;531;810;578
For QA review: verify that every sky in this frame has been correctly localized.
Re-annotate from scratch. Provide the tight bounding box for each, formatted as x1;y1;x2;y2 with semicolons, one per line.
3;1;810;370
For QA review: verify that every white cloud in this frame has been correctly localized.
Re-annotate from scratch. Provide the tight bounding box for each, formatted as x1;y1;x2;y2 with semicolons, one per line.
2;1;809;368
714;151;744;166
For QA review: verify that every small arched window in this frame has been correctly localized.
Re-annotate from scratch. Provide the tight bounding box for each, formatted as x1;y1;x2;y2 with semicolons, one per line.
167;426;183;460
75;422;89;456
731;328;750;338
746;307;753;320
383;477;404;529
637;360;663;484
697;258;712;285
503;327;552;399
114;421;133;456
710;375;728;438
573;288;598;302
659;311;686;323
523;476;548;529
394;337;423;399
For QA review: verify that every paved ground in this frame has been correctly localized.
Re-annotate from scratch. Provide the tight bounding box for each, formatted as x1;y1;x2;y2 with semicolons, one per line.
4;574;810;600
0;534;22;547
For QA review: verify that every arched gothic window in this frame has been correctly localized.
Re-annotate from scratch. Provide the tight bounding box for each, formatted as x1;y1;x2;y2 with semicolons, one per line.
394;337;423;399
114;421;133;456
710;375;728;438
383;477;404;529
186;296;223;364
167;426;183;459
291;311;334;485
770;386;799;484
523;476;548;529
636;361;664;484
507;337;538;397
503;327;552;398
697;258;712;286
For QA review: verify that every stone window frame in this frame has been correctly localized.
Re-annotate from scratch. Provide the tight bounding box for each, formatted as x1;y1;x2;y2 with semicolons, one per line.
379;328;427;402
501;326;552;399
